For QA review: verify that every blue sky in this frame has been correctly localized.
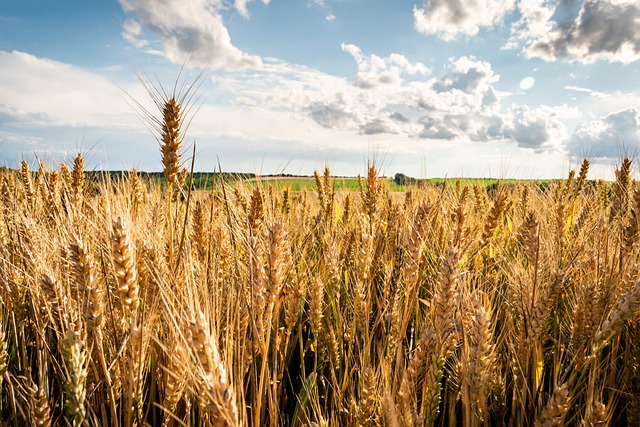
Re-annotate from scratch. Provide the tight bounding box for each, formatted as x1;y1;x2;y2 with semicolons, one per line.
1;0;640;179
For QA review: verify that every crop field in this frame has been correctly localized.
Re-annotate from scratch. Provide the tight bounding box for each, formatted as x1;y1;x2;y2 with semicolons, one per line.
1;87;640;427
1;156;640;427
240;177;550;194
191;175;549;194
94;172;550;194
240;177;405;193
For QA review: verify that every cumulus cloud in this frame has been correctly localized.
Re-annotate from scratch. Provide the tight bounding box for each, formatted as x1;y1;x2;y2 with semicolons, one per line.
307;94;360;130
297;50;562;149
341;43;429;89
403;56;571;149
119;0;262;69
432;56;498;95
418;115;461;140
122;19;148;48
166;49;571;159
413;0;515;40
332;51;562;150
361;112;422;136
530;0;640;63
508;0;640;63
0;50;156;167
361;118;393;135
504;0;557;50
501;105;568;151
234;0;270;18
0;50;136;127
568;108;640;158
413;56;501;116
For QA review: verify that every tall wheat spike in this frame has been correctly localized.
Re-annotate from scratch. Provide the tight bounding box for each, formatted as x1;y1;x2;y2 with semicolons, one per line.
160;97;182;185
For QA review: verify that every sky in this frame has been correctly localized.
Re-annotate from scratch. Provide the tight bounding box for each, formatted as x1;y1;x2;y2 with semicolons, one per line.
1;0;640;179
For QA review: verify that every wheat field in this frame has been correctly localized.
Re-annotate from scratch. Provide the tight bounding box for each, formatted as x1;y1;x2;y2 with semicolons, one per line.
1;87;640;426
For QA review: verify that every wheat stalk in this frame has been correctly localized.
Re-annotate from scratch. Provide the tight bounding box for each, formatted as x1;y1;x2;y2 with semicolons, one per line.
21;160;35;210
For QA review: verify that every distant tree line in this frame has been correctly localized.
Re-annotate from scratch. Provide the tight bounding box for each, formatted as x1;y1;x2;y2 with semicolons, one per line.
394;173;419;186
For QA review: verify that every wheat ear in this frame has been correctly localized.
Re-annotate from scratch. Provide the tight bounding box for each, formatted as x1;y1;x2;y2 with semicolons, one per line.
463;292;496;423
190;311;239;426
593;281;640;351
357;366;378;426
583;401;607;426
20;160;35;210
191;199;208;261
72;153;84;203
62;329;88;427
160;97;182;185
480;191;507;246
112;216;139;314
69;238;104;333
161;340;188;426
534;383;570;427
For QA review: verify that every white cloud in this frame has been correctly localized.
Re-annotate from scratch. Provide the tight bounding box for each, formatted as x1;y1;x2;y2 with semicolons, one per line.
509;0;640;64
307;94;360;130
238;52;565;151
0;50;158;167
562;86;640;116
564;85;594;94
234;0;270;18
234;0;251;18
412;56;501;117
119;0;262;69
413;0;515;41
501;104;568;151
504;0;556;50
0;130;42;147
122;19;148;48
433;56;498;95
567;108;640;159
341;43;430;89
0;51;137;128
